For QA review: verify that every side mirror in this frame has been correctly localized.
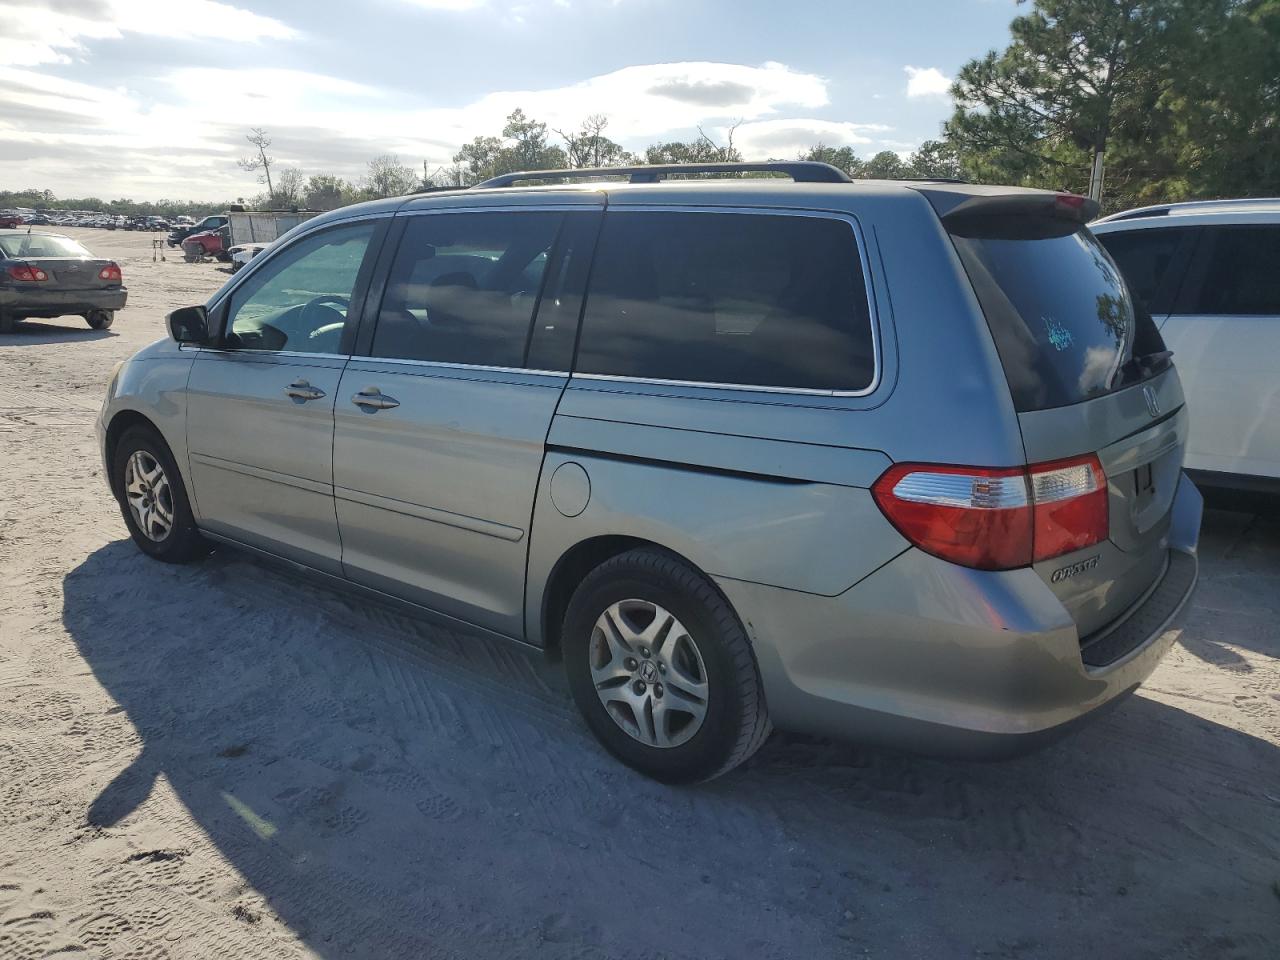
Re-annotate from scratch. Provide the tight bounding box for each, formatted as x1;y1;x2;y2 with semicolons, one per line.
167;305;209;344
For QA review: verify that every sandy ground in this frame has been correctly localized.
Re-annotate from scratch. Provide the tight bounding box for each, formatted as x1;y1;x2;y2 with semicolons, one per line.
1;228;1278;960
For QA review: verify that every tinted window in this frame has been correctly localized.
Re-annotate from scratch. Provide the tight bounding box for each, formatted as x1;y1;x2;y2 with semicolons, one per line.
1192;227;1280;315
226;222;375;354
576;212;875;392
372;211;562;367
951;223;1163;412
1096;227;1193;313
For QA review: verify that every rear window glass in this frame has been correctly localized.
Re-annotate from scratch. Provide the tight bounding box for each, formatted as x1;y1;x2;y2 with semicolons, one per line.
576;211;875;392
1095;227;1194;314
0;234;90;258
951;223;1164;412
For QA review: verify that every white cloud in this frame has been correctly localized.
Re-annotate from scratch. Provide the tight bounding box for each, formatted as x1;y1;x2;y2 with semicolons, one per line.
904;65;951;98
0;0;296;66
398;0;486;9
732;118;891;160
0;59;841;198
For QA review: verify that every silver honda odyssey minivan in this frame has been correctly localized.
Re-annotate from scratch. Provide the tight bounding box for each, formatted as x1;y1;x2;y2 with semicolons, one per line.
98;162;1202;782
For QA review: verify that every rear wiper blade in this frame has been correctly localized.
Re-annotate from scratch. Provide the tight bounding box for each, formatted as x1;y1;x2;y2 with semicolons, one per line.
1114;349;1174;386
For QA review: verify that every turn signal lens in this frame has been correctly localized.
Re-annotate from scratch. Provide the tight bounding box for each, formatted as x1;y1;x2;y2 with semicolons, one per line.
872;454;1109;571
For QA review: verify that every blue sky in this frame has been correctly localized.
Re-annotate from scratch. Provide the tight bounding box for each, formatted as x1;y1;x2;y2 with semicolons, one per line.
1;0;1018;200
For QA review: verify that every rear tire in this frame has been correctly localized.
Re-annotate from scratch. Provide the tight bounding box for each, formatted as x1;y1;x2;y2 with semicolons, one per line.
562;548;771;783
0;312;14;334
86;310;114;330
111;425;208;563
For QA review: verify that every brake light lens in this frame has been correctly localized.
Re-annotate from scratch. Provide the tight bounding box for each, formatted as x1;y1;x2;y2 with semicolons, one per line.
872;454;1108;571
5;264;48;282
98;263;122;282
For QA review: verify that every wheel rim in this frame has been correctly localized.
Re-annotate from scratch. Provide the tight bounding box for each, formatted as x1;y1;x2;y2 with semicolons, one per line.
124;450;174;542
589;599;709;749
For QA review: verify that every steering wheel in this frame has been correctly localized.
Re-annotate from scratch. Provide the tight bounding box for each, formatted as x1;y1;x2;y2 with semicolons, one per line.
299;295;350;352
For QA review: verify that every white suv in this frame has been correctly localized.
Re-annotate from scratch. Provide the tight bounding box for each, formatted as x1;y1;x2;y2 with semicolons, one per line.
1093;199;1280;493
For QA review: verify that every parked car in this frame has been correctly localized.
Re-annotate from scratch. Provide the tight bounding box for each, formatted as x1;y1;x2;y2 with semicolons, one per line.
98;162;1201;783
1092;198;1280;494
0;212;24;228
181;226;230;262
228;241;269;272
168;215;228;247
0;229;127;333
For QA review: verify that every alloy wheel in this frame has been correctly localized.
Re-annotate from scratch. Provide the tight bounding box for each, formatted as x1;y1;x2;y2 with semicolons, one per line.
124;450;174;542
589;599;709;748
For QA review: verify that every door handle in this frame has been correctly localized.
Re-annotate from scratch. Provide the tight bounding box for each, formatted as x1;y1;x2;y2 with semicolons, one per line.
285;379;326;401
351;387;400;411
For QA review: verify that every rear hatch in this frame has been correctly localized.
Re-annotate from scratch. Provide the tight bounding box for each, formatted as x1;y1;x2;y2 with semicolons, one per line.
0;233;118;292
930;188;1185;645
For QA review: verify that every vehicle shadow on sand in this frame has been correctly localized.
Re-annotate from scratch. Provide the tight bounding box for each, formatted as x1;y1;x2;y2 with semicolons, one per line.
1;319;116;344
62;537;1280;960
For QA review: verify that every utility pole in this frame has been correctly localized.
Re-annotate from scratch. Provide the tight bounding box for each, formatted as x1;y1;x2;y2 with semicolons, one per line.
1088;148;1106;203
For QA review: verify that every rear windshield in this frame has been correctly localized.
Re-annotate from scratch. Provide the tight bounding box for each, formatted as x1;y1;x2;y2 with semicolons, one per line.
0;234;91;259
950;222;1165;411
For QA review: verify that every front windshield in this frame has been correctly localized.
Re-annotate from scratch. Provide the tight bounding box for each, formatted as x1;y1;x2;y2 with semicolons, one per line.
0;233;92;259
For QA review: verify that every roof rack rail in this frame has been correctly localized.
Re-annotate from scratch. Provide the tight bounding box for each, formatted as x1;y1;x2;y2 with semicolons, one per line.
475;161;852;189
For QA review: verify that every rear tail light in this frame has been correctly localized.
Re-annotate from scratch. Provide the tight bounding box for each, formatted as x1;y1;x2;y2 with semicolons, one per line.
98;263;122;282
5;264;47;282
872;454;1108;571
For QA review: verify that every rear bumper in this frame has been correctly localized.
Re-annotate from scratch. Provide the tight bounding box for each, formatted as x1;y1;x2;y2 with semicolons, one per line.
717;473;1203;758
0;286;127;316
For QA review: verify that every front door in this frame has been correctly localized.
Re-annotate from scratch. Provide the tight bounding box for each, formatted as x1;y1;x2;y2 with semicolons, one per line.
186;219;382;573
332;206;599;636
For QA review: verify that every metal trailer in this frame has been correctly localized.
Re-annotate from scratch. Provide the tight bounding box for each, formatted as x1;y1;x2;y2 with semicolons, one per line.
226;210;319;247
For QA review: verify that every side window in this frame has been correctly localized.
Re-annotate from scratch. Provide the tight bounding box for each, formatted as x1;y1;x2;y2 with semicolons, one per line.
226;222;376;354
1095;227;1193;314
1192;226;1280;316
575;211;875;392
371;211;563;367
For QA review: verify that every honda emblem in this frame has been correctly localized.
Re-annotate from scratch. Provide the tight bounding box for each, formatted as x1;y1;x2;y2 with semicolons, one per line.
1143;385;1161;418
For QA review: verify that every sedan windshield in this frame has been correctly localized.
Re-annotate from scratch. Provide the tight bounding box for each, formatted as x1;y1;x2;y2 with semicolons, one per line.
0;233;92;259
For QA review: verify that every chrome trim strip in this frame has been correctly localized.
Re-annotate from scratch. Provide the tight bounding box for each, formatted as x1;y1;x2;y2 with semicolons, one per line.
334;485;524;542
189;453;331;496
347;355;569;378
195;347;350;362
568;204;882;399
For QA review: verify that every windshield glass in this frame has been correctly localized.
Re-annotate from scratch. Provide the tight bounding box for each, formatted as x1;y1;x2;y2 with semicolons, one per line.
950;223;1165;411
0;233;92;259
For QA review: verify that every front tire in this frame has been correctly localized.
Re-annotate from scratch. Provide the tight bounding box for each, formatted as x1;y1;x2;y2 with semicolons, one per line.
563;548;771;783
111;425;207;562
86;310;114;330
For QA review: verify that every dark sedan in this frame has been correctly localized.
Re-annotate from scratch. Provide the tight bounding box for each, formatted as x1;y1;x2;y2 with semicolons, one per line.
0;230;127;333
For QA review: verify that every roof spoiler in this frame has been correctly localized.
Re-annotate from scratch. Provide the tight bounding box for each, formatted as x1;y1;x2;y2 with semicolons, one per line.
919;188;1100;227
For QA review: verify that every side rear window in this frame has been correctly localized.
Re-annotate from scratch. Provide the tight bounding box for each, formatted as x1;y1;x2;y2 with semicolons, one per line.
1095;227;1194;314
371;211;562;368
1190;226;1280;316
575;211;875;392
